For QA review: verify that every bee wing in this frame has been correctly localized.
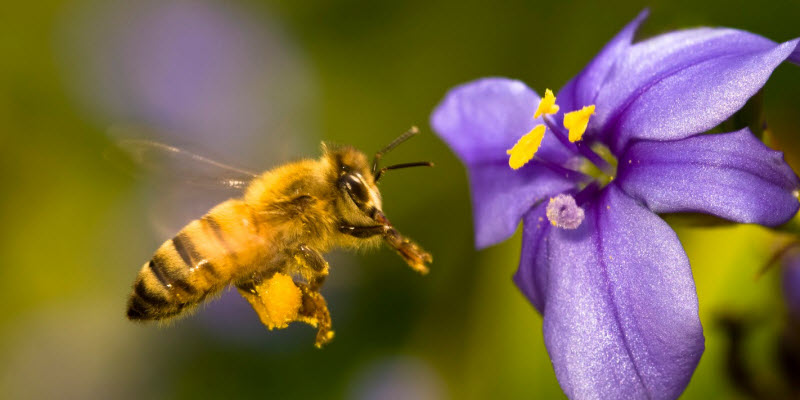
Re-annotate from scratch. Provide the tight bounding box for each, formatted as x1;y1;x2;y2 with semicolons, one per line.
110;138;259;190
106;128;264;239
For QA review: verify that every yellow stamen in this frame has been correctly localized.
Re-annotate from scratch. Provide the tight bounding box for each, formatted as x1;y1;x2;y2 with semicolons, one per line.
506;124;546;170
534;89;560;118
563;105;595;142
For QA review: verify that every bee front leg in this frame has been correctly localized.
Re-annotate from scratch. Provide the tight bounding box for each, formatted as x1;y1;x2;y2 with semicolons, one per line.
382;227;432;275
338;224;387;238
340;219;432;275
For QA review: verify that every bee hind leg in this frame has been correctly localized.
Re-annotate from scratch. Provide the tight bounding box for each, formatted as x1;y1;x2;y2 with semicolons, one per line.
296;285;334;348
236;279;285;329
289;244;334;347
237;245;334;347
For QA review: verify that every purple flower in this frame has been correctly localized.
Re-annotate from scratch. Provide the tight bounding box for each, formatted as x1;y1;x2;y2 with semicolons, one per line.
431;10;800;400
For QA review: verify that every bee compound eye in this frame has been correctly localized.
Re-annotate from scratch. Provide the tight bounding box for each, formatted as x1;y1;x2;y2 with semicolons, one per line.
339;174;369;205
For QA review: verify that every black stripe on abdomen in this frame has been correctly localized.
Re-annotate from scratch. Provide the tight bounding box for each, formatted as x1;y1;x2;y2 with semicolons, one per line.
202;216;235;256
171;279;197;295
203;261;221;279
172;232;204;270
134;280;168;307
174;230;222;282
172;234;194;267
148;255;171;288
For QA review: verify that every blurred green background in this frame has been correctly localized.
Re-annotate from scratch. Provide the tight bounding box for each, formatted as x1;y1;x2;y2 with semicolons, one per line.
1;0;799;399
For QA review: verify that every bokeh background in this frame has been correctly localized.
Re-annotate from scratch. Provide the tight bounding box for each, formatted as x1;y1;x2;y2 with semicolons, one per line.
1;0;800;399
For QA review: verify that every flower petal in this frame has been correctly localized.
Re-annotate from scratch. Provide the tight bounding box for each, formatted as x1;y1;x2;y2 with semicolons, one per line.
557;9;649;113
617;128;800;226
543;185;704;400
431;77;576;248
593;27;800;152
431;77;571;165
513;202;551;312
469;161;574;249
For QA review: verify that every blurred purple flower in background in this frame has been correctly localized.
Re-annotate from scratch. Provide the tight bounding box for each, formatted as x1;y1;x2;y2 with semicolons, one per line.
782;247;800;319
347;356;446;400
432;10;800;400
61;0;315;164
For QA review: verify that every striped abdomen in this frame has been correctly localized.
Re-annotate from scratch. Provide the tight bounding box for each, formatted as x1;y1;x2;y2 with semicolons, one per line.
127;199;269;320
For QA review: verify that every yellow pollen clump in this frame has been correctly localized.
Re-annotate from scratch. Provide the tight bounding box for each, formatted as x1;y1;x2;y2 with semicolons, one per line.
534;89;560;118
506;124;546;169
260;273;302;329
563;105;595;142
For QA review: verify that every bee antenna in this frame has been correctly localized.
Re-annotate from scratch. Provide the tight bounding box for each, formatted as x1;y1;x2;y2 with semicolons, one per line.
372;126;420;175
374;161;434;183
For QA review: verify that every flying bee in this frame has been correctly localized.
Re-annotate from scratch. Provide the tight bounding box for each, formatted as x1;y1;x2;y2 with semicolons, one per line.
122;127;433;347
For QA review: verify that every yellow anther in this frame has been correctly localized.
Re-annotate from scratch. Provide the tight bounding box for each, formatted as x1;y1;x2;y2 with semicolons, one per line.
534;89;560;118
563;105;595;142
506;125;546;170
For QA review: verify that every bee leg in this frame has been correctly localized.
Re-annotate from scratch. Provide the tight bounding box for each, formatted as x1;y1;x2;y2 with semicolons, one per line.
296;285;334;348
237;273;311;333
381;227;432;275
340;221;431;275
236;279;275;329
338;224;387;238
288;245;334;347
290;244;329;291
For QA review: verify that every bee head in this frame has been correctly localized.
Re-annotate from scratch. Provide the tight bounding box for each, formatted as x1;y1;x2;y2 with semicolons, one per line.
323;128;433;225
323;145;384;222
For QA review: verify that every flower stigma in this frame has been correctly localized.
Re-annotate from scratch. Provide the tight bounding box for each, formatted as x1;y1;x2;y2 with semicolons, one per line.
546;194;585;229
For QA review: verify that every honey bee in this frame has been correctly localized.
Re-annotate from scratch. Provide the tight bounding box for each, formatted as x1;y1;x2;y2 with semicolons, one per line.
123;127;433;347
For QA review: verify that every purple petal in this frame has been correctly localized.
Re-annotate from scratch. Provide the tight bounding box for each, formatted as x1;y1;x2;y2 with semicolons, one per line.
617;128;800;226
469;161;574;249
557;9;649;113
543;185;703;399
431;77;571;165
513;202;551;313
593;28;799;152
431;77;576;248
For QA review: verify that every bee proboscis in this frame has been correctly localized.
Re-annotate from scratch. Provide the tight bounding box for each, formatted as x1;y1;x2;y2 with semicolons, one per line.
123;127;433;347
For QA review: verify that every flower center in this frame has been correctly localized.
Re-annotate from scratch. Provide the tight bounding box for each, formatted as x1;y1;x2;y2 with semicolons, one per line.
579;143;617;188
505;88;621;230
